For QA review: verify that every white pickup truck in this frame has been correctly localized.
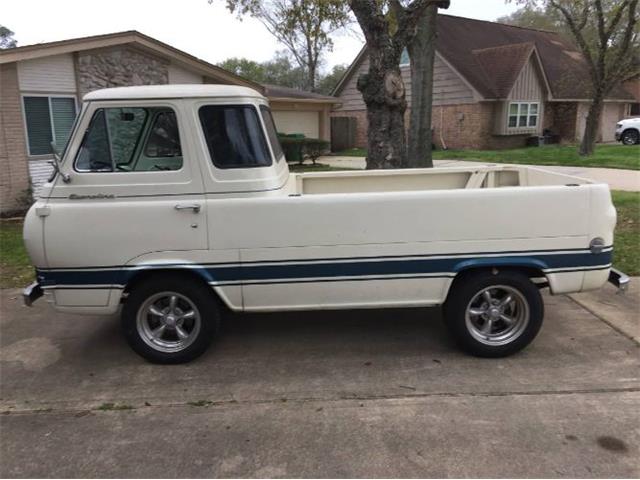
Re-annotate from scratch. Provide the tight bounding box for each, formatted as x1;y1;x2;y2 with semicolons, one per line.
23;85;627;363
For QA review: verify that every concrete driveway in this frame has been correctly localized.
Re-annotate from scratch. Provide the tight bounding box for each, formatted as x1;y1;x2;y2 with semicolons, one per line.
1;288;638;478
322;157;640;192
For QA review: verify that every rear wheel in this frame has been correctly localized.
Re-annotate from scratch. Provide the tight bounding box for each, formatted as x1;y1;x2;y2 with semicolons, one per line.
443;270;544;357
122;275;220;363
622;129;639;145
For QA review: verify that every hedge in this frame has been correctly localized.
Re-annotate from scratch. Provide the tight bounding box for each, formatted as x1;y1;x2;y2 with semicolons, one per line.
279;136;330;164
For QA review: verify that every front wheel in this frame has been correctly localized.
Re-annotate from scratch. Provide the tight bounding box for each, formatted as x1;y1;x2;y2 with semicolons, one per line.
121;275;220;364
443;271;544;357
621;129;639;145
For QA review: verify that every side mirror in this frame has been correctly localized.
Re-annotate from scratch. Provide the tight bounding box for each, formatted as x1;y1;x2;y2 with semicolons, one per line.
49;142;71;183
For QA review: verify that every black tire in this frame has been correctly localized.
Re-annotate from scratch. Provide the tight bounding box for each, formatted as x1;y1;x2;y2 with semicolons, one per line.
621;129;639;145
121;275;220;364
443;270;544;357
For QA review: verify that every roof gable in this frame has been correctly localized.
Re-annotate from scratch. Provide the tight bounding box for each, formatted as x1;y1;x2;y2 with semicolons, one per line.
472;43;536;98
334;14;633;101
0;31;265;94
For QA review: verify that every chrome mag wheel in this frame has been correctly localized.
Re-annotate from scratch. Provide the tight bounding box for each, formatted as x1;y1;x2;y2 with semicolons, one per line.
136;292;202;353
464;285;530;346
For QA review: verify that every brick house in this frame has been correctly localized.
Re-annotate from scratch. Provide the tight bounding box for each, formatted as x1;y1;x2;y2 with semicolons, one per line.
623;76;640;115
332;15;635;151
0;31;338;215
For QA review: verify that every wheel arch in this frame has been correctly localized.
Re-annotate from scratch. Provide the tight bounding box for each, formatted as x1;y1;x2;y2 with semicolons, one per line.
444;262;548;303
121;268;236;312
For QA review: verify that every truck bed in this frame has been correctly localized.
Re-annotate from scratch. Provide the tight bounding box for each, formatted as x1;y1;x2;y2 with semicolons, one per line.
292;165;593;195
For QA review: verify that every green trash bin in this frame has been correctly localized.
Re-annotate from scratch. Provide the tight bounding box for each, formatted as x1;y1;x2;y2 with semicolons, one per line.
279;133;306;164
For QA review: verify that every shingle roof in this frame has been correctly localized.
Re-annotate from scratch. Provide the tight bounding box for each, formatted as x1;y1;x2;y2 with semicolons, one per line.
264;84;339;102
439;15;633;100
335;14;633;101
471;42;537;98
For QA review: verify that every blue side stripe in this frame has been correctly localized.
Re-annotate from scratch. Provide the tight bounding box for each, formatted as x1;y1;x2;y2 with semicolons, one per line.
37;250;613;288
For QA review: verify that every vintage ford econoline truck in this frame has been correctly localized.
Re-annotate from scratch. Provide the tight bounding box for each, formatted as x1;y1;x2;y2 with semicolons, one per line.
23;85;628;363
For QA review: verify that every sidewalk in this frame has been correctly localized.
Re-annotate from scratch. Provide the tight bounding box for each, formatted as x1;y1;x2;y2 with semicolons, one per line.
570;277;639;344
321;156;640;192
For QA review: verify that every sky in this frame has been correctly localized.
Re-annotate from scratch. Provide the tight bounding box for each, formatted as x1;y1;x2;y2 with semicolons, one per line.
3;0;521;74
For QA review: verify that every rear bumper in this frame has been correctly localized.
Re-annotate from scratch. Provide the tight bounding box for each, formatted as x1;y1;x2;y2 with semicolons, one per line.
23;281;43;307
608;268;630;292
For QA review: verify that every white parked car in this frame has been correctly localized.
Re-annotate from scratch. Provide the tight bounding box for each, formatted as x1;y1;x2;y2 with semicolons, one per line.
23;85;627;363
615;117;640;145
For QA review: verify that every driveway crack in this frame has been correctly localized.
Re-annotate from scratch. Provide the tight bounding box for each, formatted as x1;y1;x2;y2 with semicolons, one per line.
2;386;639;415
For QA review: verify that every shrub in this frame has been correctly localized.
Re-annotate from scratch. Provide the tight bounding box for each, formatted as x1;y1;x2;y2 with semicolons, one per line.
278;135;330;165
302;138;330;164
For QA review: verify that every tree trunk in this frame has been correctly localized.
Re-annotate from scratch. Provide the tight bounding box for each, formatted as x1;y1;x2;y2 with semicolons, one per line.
407;5;437;168
307;58;317;92
357;56;408;169
579;94;604;156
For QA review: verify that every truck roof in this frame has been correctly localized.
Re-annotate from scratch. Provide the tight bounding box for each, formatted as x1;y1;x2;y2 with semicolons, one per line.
83;84;265;101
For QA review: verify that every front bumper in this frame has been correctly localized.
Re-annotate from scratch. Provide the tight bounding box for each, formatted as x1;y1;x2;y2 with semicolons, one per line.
615;131;622;141
23;281;43;307
608;268;630;292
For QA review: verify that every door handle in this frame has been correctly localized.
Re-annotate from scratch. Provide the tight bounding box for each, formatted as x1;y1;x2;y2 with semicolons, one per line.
174;203;201;213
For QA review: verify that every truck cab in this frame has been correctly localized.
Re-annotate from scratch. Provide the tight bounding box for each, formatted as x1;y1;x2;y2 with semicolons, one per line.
23;85;625;363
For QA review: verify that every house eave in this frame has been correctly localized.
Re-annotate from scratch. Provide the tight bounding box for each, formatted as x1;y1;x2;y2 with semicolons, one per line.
548;98;633;103
0;30;265;95
268;96;341;105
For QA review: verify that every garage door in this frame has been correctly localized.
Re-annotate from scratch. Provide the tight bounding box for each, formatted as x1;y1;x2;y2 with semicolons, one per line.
600;103;623;143
272;111;320;139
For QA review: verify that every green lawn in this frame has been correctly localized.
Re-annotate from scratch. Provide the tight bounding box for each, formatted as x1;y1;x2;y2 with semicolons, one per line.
0;221;33;288
611;191;640;277
333;144;640;170
1;191;638;289
288;163;356;172
332;148;367;157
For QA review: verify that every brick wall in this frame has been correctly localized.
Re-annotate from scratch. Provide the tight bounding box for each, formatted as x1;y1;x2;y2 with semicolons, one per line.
331;102;530;151
549;102;577;143
0;62;30;215
432;103;497;150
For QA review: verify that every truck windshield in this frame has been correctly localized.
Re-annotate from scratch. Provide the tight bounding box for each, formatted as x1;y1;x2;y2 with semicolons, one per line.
259;106;284;162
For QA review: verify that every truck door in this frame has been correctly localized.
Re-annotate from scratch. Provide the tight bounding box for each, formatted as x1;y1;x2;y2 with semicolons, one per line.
42;101;207;306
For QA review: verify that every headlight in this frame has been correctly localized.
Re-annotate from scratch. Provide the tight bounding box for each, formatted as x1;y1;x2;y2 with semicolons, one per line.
616;123;622;128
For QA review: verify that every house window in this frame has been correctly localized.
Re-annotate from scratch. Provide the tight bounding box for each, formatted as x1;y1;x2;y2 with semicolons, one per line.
400;48;410;67
508;102;539;129
630;103;640;116
23;96;77;156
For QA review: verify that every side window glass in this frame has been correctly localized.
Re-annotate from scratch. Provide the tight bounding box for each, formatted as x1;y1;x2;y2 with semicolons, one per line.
259;106;284;161
75;109;112;171
136;110;182;171
74;107;182;173
106;108;147;169
199;105;271;169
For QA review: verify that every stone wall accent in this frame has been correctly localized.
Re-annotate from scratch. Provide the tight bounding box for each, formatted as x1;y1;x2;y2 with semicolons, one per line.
77;47;169;98
0;62;30;215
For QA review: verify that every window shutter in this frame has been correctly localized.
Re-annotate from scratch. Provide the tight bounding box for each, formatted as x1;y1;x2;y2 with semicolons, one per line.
51;97;77;150
23;97;53;155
